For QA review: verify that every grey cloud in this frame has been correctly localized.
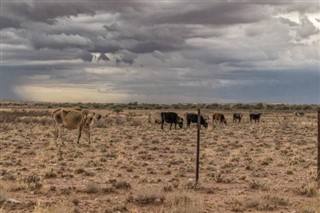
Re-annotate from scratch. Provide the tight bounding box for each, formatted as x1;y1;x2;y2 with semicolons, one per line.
0;16;21;29
278;17;299;27
5;1;146;24
78;50;93;62
99;53;110;61
115;49;138;65
129;41;183;54
29;33;93;50
152;3;270;25
151;50;166;62
7;2;97;24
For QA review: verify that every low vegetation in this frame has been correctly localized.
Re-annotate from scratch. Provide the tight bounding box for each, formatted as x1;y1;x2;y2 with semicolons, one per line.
0;102;318;212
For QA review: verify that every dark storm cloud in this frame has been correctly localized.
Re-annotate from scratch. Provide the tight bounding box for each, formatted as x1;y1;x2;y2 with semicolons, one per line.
0;16;21;29
152;3;269;26
1;1;319;103
4;1;145;24
78;50;94;62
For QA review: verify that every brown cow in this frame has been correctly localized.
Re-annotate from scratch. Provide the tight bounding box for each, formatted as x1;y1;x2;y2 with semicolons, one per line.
212;113;227;125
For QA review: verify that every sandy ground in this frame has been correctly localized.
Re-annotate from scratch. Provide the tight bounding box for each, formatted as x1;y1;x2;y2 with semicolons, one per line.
0;108;318;213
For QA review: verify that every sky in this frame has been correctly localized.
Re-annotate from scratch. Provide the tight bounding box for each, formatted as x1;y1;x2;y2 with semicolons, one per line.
1;0;319;104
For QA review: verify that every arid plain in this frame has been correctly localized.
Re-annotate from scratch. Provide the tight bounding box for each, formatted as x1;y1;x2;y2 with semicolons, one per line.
0;107;319;213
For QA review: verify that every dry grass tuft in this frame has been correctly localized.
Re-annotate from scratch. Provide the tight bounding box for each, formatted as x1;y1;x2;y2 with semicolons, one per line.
112;180;131;189
298;193;320;213
166;190;203;213
24;174;42;191
128;185;165;205
248;179;270;191
298;181;318;197
82;181;101;194
33;201;72;213
0;186;8;206
245;194;288;211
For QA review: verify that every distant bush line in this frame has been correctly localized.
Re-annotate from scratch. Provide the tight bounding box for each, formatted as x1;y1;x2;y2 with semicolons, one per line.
1;101;319;111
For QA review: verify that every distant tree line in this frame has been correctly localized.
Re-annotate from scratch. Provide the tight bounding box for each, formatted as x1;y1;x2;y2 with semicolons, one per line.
1;101;319;111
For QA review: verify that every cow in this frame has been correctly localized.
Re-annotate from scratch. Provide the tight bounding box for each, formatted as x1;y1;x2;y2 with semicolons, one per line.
52;108;101;145
294;112;305;117
233;113;243;123
212;113;227;125
185;113;208;128
249;113;261;123
160;112;184;130
148;111;162;124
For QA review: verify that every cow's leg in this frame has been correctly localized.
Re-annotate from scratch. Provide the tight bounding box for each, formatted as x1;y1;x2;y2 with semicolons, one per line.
161;119;164;130
77;126;82;144
57;126;64;145
84;129;90;144
174;123;177;130
170;123;172;130
53;125;58;143
52;118;61;145
88;132;91;144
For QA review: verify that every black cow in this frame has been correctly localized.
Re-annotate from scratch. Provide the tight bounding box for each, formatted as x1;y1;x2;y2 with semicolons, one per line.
213;113;227;125
161;112;183;130
186;113;208;128
249;113;261;123
233;113;242;123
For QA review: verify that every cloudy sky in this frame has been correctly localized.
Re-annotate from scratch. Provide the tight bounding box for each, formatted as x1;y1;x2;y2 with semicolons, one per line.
1;0;319;104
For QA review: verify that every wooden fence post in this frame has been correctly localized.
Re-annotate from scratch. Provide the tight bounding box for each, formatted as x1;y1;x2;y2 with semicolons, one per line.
196;108;200;184
317;110;320;183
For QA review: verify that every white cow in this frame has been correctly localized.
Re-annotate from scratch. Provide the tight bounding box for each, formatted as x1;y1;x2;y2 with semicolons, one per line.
148;111;162;124
52;108;101;145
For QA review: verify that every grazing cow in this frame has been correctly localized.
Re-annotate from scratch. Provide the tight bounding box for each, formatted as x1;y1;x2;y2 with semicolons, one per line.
52;108;101;144
294;112;305;117
212;113;227;125
249;113;262;123
148;111;162;124
185;113;208;128
233;113;243;123
160;112;183;130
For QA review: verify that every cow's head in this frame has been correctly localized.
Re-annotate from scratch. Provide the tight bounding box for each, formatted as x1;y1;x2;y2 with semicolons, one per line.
85;112;102;127
201;116;208;128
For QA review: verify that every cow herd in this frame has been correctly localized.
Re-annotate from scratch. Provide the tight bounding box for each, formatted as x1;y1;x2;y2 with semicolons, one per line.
51;107;306;145
149;111;264;130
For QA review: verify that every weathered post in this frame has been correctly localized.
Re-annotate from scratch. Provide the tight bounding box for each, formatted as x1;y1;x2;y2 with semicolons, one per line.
196;108;200;184
317;110;320;184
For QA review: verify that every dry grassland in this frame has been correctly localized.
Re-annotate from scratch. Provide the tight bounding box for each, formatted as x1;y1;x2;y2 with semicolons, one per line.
0;108;318;213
